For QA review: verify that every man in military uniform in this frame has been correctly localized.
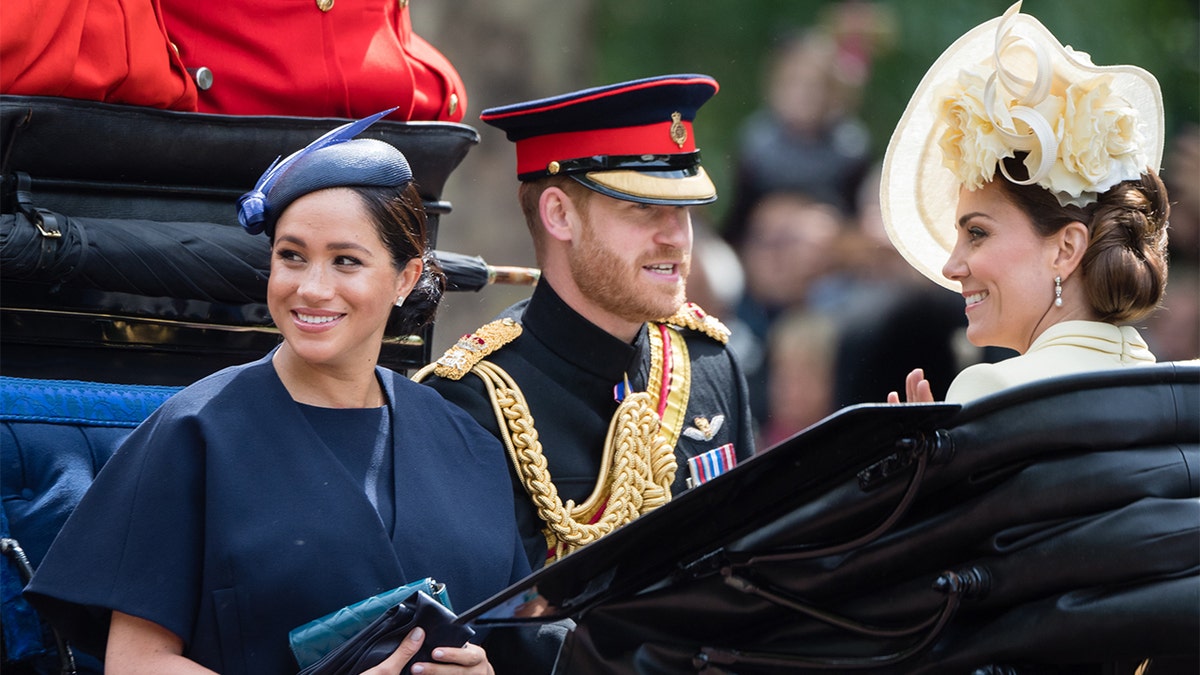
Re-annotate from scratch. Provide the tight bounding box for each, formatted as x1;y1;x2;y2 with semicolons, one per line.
417;74;755;570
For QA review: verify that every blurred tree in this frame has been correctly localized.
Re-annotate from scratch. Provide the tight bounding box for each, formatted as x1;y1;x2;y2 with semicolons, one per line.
413;0;1196;355
595;0;1199;227
413;1;596;355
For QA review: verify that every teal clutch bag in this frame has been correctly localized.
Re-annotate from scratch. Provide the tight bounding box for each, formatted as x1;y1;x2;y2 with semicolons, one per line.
289;578;453;670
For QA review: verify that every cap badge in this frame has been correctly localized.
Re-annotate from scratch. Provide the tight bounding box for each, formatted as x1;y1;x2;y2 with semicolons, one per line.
669;112;687;149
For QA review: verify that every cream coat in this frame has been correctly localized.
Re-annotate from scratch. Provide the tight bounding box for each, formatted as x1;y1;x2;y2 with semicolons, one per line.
946;320;1157;403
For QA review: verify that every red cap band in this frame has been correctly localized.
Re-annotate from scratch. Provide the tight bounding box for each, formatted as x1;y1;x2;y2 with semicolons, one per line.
515;120;695;176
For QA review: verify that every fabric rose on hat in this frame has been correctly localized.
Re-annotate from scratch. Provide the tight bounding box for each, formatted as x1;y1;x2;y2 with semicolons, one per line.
932;27;1149;208
935;69;1013;191
1050;75;1145;206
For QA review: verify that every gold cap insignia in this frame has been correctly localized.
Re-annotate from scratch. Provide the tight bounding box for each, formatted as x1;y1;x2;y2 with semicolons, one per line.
669;112;687;149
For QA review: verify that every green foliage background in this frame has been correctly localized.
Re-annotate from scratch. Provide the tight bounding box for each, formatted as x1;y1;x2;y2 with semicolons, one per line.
595;0;1200;224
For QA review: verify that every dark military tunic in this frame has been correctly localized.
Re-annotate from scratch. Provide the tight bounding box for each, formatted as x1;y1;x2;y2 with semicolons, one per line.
425;281;755;569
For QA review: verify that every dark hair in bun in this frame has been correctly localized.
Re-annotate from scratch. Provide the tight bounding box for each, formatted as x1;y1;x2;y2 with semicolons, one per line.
997;155;1169;323
353;183;446;335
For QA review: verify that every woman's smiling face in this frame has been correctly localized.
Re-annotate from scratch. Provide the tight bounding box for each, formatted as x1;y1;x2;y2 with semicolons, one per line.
267;187;417;371
943;181;1062;353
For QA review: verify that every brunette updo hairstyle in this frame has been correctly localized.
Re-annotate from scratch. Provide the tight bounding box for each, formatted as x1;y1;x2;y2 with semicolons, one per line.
996;154;1170;323
354;182;447;336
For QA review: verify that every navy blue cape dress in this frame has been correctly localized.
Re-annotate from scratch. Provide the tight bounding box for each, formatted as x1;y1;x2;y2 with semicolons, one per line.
26;351;529;674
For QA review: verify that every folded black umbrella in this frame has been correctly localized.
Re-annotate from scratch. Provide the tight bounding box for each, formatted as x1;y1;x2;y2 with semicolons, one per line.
433;250;540;292
1;210;269;305
2;209;537;304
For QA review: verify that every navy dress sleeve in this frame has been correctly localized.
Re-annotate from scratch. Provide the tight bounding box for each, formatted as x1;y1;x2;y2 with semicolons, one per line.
24;390;208;658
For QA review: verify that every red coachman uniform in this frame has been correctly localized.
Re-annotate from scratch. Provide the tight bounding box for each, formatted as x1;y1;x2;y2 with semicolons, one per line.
159;0;467;121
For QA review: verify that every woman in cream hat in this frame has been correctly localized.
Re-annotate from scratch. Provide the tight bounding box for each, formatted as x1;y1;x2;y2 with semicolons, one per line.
881;1;1170;403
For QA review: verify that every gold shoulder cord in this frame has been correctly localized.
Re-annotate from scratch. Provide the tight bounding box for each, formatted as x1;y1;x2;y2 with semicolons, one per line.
413;318;692;562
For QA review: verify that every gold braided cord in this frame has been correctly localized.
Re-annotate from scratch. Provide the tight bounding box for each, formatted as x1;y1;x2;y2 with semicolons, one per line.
570;325;686;516
469;360;677;562
412;318;696;563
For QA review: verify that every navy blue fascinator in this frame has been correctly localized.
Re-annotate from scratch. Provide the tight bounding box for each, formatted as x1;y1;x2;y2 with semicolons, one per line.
238;108;413;236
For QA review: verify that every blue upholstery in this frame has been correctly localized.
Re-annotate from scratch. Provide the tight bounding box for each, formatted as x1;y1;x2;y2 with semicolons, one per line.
1;376;181;672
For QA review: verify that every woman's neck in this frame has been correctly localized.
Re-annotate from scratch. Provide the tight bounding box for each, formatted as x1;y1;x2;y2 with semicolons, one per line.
1023;298;1098;355
271;346;384;408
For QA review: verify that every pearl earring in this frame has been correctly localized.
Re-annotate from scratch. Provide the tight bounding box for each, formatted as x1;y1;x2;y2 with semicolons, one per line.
395;296;406;308
1054;276;1062;308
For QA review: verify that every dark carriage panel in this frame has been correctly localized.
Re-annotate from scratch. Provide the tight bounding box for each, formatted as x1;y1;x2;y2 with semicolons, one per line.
1;95;477;226
1;96;480;381
461;363;1200;674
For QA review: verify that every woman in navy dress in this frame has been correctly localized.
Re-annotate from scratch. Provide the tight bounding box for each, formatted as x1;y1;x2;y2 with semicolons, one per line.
26;113;528;674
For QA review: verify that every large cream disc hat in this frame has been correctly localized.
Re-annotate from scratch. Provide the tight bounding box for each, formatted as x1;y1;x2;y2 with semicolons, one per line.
880;1;1164;291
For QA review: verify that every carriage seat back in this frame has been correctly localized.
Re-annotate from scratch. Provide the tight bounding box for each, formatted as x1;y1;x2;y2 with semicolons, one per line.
0;376;180;671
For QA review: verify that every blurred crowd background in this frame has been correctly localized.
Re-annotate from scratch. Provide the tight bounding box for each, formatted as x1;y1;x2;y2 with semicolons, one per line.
414;0;1199;448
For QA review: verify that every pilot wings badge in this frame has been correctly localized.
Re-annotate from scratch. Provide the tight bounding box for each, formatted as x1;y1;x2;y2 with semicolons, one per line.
683;415;724;442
